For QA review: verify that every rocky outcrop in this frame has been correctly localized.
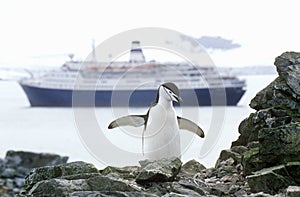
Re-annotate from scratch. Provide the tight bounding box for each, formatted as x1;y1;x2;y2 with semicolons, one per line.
16;155;294;196
230;52;300;194
0;150;68;196
17;157;250;197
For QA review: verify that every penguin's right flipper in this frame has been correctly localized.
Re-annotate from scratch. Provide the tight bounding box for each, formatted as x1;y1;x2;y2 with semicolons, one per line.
177;116;205;138
108;115;146;129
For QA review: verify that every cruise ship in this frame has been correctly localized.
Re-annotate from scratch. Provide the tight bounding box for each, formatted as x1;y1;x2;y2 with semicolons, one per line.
19;41;246;107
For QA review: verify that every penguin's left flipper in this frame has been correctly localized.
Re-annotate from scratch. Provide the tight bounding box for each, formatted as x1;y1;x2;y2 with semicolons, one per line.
177;116;205;138
108;115;146;129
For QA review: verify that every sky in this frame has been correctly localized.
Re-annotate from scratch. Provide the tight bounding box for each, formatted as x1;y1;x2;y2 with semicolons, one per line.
0;0;300;68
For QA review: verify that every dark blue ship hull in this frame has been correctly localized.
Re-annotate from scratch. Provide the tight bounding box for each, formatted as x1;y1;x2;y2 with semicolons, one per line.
20;84;245;107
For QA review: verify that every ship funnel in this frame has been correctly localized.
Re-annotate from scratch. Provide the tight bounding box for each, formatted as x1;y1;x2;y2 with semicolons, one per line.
129;41;145;63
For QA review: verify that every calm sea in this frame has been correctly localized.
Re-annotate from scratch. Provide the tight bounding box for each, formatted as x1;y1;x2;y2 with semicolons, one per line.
0;75;276;168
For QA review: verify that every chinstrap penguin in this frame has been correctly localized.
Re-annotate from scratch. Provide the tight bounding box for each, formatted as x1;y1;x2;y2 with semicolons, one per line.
108;82;205;160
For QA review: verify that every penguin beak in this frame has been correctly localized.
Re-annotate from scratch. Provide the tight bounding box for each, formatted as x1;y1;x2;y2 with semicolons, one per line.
174;95;183;103
163;86;183;103
177;96;183;104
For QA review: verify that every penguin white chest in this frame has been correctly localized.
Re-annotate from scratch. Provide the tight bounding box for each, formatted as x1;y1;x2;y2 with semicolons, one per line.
144;104;181;160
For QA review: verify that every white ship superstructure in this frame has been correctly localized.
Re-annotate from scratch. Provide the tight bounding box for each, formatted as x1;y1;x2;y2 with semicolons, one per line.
19;41;246;106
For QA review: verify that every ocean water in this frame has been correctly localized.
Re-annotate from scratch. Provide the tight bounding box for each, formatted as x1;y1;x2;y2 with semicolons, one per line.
0;75;276;168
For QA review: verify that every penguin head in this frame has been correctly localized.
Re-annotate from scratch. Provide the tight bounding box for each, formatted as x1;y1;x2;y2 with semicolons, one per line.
158;82;183;103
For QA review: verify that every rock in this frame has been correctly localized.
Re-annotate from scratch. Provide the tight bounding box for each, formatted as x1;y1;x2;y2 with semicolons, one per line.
6;179;14;190
4;150;68;169
86;175;141;192
285;64;300;96
214;155;243;182
236;75;300;152
250;77;300;111
242;147;267;176
247;192;277;197
234;189;248;197
173;178;208;196
215;149;242;168
220;174;242;184
136;157;182;183
286;186;300;197
14;177;25;188
171;183;204;196
201;167;217;179
274;52;300;94
22;160;152;196
178;159;206;178
284;162;300;184
237;114;300;175
162;192;196;197
143;181;173;196
230;145;248;155
0;151;69;197
0;158;3;170
28;178;89;196
100;165;139;180
232;113;261;147
232;107;298;148
1;168;16;178
258;123;300;165
249;52;300;112
25;161;98;190
237;110;300;175
209;182;232;196
228;184;243;195
15;166;30;178
217;165;236;178
70;191;157;197
28;175;141;196
232;52;300;195
246;162;300;194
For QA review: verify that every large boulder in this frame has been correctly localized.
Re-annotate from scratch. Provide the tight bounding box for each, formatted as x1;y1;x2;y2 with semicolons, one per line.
178;159;206;178
22;161;144;196
27;175;141;196
25;161;98;190
247;162;300;195
231;51;300;194
136;157;182;183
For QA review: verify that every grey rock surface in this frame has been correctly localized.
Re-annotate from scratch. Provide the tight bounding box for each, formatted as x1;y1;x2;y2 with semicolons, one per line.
0;150;68;196
136;157;182;183
231;51;300;194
